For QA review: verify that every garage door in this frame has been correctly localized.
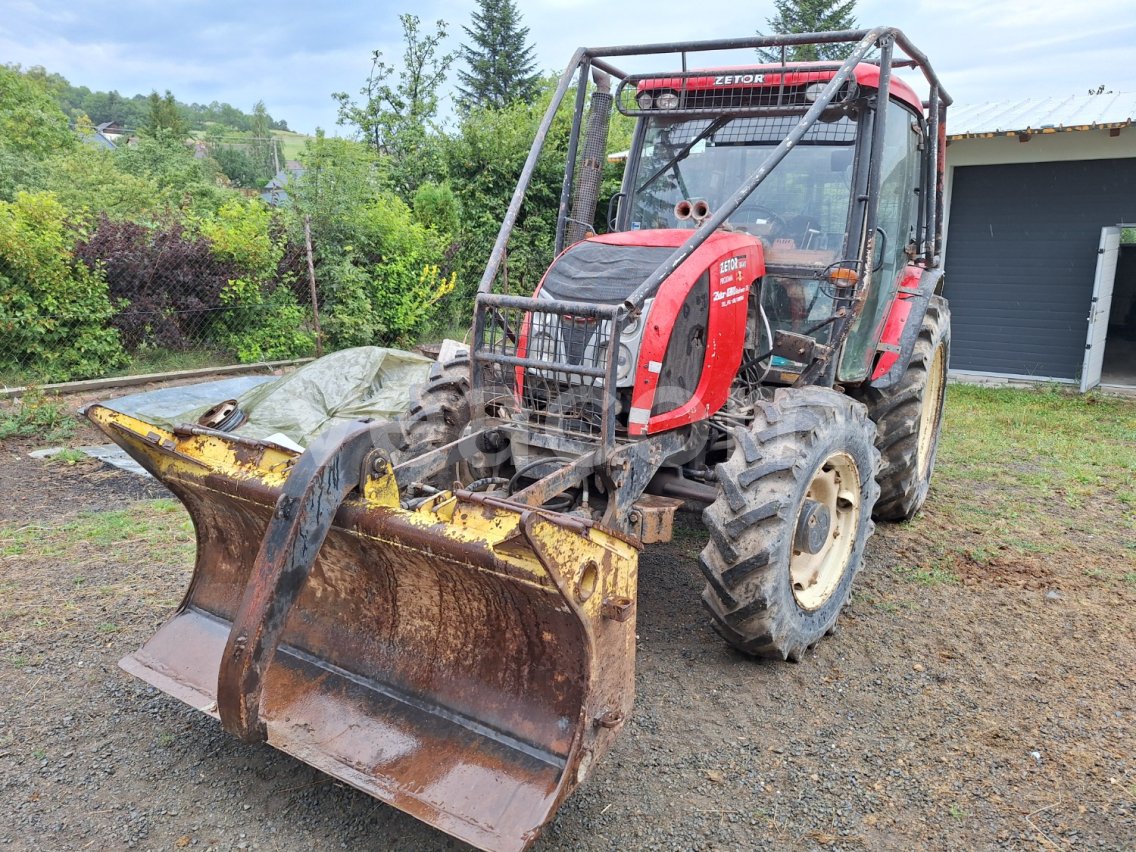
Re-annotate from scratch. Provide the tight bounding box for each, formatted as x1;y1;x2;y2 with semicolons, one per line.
944;158;1136;379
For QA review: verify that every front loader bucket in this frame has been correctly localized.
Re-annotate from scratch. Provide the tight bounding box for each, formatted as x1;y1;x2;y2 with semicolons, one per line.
84;405;639;852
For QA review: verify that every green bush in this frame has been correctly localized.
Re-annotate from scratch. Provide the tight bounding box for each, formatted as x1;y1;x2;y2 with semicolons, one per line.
40;144;161;220
220;278;314;362
201;199;314;362
113;132;230;215
290;135;454;347
0;192;126;381
198;198;281;278
412;181;460;236
320;194;454;347
0;147;46;203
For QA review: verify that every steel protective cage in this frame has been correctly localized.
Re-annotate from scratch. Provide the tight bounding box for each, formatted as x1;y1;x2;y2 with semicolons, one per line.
470;27;952;448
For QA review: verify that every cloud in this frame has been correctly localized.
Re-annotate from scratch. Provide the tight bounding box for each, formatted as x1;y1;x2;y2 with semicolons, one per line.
1;0;1132;134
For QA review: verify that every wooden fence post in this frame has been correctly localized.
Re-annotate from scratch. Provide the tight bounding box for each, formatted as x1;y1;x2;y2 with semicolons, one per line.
303;215;324;358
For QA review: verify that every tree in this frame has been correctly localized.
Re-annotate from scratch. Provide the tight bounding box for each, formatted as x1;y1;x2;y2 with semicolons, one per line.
333;14;456;198
456;0;539;110
758;0;858;62
144;89;188;137
444;78;572;305
0;65;74;157
249;100;281;179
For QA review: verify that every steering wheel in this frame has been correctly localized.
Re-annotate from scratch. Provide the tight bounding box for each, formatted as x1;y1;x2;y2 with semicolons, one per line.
732;203;787;238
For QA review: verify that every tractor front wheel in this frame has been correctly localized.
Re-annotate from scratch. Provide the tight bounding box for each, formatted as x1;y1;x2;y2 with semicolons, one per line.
396;354;472;487
699;387;880;661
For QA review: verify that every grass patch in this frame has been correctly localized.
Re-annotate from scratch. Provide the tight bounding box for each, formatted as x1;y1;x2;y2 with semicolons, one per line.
0;500;193;569
894;562;959;586
890;384;1136;587
1;347;242;388
0;389;77;442
0;500;193;644
272;129;316;161
48;448;88;465
110;347;236;377
937;385;1135;510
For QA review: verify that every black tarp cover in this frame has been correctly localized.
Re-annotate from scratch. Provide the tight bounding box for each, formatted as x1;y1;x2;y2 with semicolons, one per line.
539;242;675;304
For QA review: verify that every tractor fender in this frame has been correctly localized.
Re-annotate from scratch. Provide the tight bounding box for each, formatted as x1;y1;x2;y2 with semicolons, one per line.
867;266;945;390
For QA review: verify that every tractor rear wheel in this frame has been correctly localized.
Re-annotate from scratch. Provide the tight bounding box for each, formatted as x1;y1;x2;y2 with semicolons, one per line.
699;386;880;661
851;296;950;521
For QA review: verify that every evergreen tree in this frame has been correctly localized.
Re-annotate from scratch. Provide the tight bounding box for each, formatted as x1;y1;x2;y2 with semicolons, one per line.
758;0;858;62
456;0;539;110
144;89;187;137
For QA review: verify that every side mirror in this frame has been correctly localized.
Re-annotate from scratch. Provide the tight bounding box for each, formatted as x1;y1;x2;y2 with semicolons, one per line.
607;191;626;231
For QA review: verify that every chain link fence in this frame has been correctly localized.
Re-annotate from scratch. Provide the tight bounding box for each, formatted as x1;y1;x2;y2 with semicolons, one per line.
1;215;325;390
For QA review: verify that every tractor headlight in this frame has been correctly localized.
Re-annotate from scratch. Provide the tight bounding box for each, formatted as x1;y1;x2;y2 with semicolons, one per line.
622;312;640;337
655;90;680;110
616;343;634;381
530;330;557;360
803;82;826;103
636;91;654;110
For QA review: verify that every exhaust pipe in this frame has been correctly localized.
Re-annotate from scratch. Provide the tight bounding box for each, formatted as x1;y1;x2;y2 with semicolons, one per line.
674;198;712;226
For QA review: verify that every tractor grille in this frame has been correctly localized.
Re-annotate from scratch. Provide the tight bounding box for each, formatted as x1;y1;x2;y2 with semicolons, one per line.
474;293;621;440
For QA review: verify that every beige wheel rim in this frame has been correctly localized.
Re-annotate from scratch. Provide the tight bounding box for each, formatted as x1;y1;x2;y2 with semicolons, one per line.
916;343;947;478
790;452;861;610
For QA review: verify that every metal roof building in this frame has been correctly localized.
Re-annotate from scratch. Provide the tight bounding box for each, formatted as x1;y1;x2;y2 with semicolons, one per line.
941;92;1136;391
947;93;1136;140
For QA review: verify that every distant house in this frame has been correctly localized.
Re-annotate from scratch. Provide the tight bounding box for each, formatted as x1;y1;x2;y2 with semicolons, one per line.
261;162;305;206
81;128;117;150
942;92;1136;391
96;121;126;141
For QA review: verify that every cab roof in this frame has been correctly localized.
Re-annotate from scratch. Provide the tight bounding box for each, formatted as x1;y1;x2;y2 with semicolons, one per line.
637;62;923;115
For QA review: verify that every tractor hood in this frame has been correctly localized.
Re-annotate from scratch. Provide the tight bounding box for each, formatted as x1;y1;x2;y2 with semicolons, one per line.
537;229;766;305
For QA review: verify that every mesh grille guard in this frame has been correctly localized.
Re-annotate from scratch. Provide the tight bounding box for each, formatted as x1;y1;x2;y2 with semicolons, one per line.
472;292;625;442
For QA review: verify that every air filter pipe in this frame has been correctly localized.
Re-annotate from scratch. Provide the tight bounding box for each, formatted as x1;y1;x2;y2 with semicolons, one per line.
566;69;613;246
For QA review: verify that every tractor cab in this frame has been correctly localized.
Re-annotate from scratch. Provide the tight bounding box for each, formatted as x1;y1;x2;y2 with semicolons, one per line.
616;63;931;383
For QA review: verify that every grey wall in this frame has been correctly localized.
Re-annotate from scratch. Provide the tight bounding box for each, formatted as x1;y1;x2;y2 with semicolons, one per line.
944;158;1136;379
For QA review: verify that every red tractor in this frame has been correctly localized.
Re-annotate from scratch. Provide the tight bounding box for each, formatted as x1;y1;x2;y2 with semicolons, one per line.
86;26;952;852
441;25;952;656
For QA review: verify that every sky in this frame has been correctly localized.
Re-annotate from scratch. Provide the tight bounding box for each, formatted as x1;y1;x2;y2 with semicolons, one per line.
2;0;1134;135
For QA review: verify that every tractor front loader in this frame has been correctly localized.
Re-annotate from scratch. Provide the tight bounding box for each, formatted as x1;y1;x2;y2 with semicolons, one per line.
86;27;952;852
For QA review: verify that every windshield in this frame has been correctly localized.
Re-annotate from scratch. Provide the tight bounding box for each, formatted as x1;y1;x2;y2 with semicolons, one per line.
627;113;858;268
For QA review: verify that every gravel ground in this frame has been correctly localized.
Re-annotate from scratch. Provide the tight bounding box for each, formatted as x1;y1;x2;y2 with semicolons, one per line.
1;395;1133;851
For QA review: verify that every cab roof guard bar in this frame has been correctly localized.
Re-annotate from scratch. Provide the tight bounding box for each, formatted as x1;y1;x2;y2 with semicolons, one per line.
474;26;950;302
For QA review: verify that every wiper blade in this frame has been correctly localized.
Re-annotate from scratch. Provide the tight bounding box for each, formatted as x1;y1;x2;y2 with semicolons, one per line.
636;116;730;195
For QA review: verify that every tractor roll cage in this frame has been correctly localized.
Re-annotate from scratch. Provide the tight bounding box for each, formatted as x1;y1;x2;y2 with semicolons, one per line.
470;27;952;449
